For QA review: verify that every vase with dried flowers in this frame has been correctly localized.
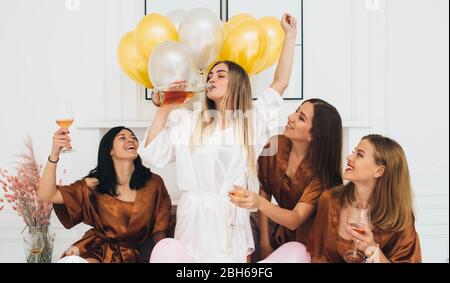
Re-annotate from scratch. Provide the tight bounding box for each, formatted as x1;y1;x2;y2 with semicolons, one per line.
0;136;55;263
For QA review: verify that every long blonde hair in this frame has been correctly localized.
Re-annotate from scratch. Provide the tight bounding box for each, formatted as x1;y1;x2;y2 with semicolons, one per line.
190;60;257;175
335;134;414;232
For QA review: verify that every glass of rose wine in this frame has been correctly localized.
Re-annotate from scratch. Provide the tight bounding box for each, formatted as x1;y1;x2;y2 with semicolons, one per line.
343;200;371;263
55;100;74;153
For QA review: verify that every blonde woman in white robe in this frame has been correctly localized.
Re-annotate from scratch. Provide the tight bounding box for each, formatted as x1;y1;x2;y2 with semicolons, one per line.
139;13;297;263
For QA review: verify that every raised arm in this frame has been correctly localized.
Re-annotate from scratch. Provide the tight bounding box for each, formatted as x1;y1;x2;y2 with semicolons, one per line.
270;13;298;96
38;128;71;204
144;82;188;147
144;108;171;147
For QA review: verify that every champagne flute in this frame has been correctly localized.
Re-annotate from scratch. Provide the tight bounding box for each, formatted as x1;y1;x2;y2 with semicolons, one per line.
226;173;248;254
55;100;74;153
343;200;371;263
228;172;248;229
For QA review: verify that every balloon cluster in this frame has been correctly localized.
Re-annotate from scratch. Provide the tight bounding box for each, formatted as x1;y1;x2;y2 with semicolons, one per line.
117;8;286;89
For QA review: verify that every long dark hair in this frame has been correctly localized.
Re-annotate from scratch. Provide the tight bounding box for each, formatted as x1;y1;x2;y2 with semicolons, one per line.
304;98;343;189
85;126;152;196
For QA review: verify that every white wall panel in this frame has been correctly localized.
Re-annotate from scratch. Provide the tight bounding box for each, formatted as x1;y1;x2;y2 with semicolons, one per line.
146;0;221;15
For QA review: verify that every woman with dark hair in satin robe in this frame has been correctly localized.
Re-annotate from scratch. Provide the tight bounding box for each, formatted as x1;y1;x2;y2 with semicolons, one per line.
38;126;172;263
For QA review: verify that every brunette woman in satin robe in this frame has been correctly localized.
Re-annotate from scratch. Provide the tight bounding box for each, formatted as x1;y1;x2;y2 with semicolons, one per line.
229;99;343;262
38;126;172;263
308;134;422;263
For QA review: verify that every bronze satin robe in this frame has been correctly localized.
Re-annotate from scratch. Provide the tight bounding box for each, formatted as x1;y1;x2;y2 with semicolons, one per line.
257;135;323;248
308;190;422;263
53;174;172;263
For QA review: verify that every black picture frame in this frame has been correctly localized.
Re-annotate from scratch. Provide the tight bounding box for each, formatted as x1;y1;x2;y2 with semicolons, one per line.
144;0;303;101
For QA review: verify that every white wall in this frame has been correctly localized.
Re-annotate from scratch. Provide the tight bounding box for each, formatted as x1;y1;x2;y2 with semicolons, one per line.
0;0;448;262
385;0;449;262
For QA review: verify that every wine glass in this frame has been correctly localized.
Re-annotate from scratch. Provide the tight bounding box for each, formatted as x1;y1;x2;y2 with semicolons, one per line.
343;200;371;263
228;172;248;229
226;173;248;254
24;231;45;263
54;100;74;153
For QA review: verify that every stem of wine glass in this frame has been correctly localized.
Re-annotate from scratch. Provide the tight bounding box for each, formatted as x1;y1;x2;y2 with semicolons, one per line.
61;127;73;153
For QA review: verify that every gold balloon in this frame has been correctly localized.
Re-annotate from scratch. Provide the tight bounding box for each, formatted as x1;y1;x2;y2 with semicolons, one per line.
206;58;221;74
254;16;285;74
224;13;255;39
117;31;152;88
227;13;254;29
220;19;267;75
135;13;178;61
223;22;233;38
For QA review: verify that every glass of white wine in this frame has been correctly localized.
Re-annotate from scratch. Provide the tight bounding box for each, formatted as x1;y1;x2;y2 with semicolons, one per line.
55;100;74;153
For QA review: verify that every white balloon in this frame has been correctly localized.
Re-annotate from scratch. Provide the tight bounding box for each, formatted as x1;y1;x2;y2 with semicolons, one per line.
166;9;187;29
148;41;195;88
178;7;224;72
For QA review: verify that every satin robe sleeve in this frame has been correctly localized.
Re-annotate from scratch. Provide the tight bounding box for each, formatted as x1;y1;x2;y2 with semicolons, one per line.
151;175;173;235
138;110;192;168
298;178;323;206
382;218;422;263
254;88;284;144
306;190;334;262
257;151;271;196
53;179;94;229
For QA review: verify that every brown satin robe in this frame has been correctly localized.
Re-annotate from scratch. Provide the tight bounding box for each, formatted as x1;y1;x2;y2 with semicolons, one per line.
257;135;324;248
53;174;172;263
308;190;422;263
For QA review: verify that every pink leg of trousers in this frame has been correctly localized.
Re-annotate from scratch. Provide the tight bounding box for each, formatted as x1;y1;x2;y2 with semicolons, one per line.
258;241;311;263
149;238;194;263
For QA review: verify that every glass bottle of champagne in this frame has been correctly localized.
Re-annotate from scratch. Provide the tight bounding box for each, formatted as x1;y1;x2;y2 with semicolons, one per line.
151;82;212;107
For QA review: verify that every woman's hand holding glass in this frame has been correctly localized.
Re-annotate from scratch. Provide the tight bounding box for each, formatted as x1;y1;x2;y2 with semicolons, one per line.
54;100;74;153
228;187;261;210
51;128;72;159
343;201;372;263
345;222;377;256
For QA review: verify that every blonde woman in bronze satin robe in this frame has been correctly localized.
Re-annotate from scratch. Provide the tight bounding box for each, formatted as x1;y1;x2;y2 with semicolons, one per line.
230;99;343;262
308;134;422;263
38;126;172;263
